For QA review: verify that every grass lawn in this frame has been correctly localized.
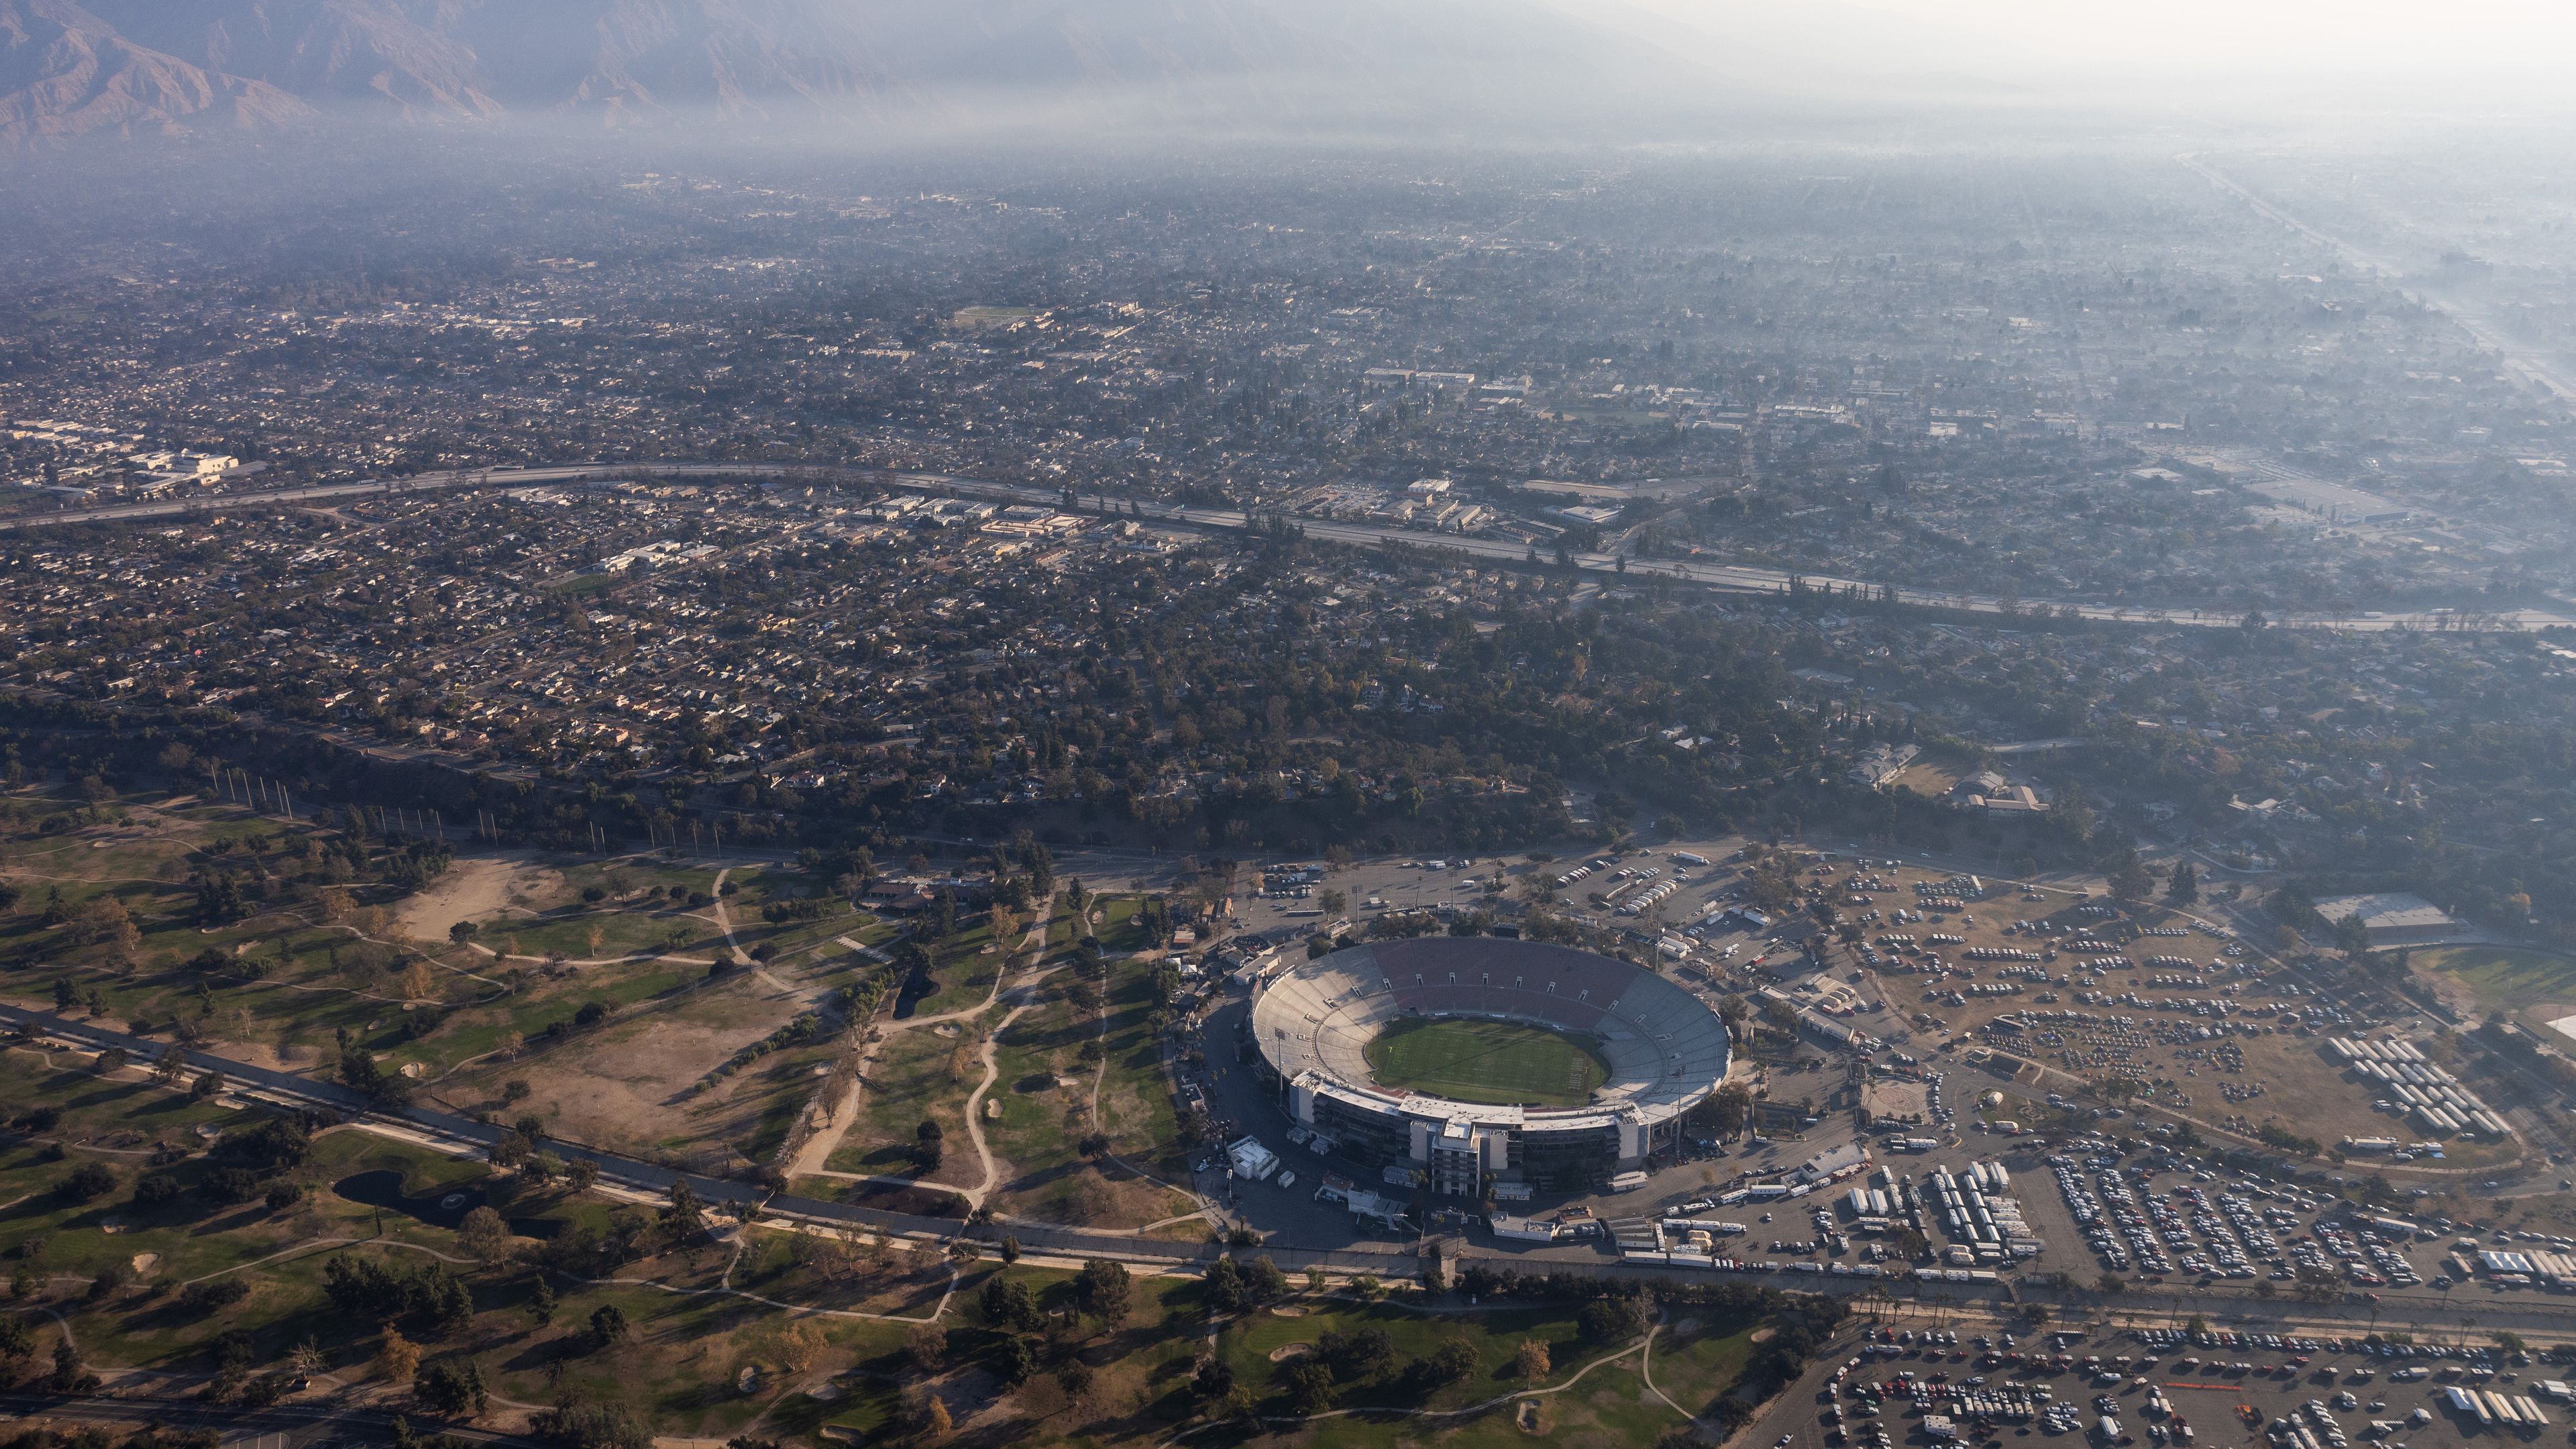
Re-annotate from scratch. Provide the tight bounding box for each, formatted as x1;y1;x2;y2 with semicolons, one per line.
0;1026;1774;1449
1205;1291;1748;1448
1363;1018;1609;1108
831;1021;981;1184
488;908;724;963
981;936;1198;1228
2414;945;2576;1012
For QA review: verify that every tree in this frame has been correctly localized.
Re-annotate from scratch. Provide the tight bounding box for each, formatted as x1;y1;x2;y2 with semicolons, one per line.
531;1400;651;1449
1242;1255;1290;1304
50;1336;83;1391
1191;1354;1235;1399
1320;1324;1394;1381
777;1322;826;1373
904;1322;947;1375
339;1049;412;1109
200;1166;261;1203
1515;1339;1552;1380
152;1044;188;1085
416;1357;488;1415
1578;1295;1649;1344
1075;1258;1132;1325
527;1278;556;1327
1055;1359;1094;1405
980;1277;1043;1333
376;1328;422;1383
1203;1255;1248;1313
1702;1081;1754;1138
2096;1273;2127;1295
660;1179;706;1239
589;1303;629;1350
991;1334;1040;1385
1409;1338;1479;1389
457;1207;511;1263
56;1161;115;1203
2106;855;2151;903
2165;861;2199;905
897;1388;952;1440
1283;1360;1336;1414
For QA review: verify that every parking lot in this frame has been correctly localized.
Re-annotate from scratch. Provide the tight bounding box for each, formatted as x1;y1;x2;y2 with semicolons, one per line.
1815;1324;2565;1449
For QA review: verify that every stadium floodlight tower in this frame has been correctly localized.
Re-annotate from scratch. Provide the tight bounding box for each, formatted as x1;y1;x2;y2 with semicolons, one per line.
1250;936;1729;1195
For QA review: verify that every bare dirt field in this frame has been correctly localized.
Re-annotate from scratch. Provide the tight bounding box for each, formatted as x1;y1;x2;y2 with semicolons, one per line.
994;1162;1198;1231
1741;853;2522;1169
394;855;566;941
443;970;827;1173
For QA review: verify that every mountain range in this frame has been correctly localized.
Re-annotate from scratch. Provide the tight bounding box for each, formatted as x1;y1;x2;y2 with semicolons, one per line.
0;0;1721;145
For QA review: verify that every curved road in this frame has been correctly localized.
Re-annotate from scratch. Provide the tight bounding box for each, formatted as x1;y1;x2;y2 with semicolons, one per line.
23;1003;2576;1338
4;461;2563;634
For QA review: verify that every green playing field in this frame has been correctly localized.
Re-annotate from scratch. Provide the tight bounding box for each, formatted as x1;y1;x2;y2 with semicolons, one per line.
1362;1016;1611;1107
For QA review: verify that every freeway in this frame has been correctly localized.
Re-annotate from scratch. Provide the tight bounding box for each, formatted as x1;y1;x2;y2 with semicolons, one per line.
21;1004;2576;1336
2179;152;2576;402
0;1001;1400;1277
0;1391;543;1449
5;460;2565;635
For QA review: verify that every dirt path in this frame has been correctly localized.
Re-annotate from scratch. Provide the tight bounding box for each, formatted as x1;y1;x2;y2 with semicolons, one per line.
177;1234;482;1285
784;894;1053;1187
1076;943;1218;1232
709;868;748;965
1639;1320;1695;1422
1156;1329;1668;1444
947;899;1060;1206
959;999;1033;1208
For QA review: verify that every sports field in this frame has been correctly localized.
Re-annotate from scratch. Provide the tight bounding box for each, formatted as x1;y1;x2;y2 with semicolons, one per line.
1362;1017;1611;1106
2412;945;2576;1010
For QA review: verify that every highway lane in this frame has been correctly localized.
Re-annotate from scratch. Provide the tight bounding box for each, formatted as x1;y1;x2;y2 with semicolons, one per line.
19;1005;2576;1333
888;470;2576;633
2179;152;2576;402
6;460;2563;634
0;1002;1394;1274
0;1391;543;1449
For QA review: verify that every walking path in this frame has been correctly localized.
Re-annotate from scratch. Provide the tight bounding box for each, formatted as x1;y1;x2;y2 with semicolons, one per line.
1157;1330;1666;1444
783;894;1053;1193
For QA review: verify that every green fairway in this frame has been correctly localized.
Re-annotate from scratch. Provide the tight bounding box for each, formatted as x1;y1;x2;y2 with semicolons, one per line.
2414;945;2576;1008
1364;1016;1610;1106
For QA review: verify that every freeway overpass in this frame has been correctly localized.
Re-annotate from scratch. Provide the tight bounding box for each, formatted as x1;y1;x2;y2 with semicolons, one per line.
7;460;2567;634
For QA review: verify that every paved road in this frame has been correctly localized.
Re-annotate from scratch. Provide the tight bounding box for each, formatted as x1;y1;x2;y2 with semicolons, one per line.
2180;152;2576;402
23;1004;2576;1336
0;1390;542;1448
7;460;2563;634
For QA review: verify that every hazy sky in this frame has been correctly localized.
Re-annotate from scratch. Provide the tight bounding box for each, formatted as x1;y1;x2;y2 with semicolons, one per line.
1607;0;2576;106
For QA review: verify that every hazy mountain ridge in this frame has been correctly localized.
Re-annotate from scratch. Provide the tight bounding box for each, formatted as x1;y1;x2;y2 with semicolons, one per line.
82;0;502;119
0;0;1710;144
0;0;312;141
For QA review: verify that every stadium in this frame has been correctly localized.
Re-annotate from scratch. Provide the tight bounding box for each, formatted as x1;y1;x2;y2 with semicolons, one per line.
1250;936;1731;1195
